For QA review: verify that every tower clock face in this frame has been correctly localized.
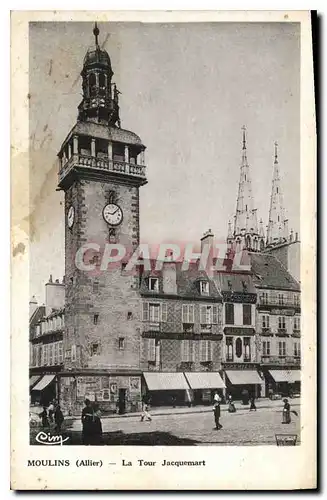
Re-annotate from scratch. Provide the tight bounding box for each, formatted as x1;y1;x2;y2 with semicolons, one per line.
67;205;75;228
103;203;123;226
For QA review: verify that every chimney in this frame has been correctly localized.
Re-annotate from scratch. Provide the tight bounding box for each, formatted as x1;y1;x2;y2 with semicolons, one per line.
201;229;214;276
201;229;214;252
162;251;177;295
45;277;65;315
29;296;38;318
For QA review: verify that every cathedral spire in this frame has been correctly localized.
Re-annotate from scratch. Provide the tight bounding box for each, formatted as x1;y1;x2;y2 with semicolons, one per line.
227;127;265;253
266;142;288;246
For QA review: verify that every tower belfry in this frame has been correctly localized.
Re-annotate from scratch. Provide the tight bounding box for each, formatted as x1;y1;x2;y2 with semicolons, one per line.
266;142;289;246
227;127;265;253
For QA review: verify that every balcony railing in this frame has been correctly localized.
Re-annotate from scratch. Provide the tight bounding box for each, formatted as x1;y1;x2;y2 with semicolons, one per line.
59;154;146;182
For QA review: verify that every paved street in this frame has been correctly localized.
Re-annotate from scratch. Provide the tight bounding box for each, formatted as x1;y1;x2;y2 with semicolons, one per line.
53;400;300;446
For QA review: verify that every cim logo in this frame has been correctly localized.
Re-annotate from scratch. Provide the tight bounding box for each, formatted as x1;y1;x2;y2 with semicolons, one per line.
35;431;69;446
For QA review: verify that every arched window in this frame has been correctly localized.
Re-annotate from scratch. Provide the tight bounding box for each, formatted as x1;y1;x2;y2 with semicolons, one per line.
254;238;258;251
246;235;251;249
260;239;265;251
89;73;96;97
235;338;242;358
99;73;105;89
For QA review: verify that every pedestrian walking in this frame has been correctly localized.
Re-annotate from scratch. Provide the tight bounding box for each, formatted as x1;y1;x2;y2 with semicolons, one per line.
249;396;257;411
213;391;222;430
81;398;94;445
54;404;64;433
39;406;49;428
140;396;152;422
282;398;298;424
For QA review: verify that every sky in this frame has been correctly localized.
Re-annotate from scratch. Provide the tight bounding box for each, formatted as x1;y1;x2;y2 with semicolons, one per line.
29;21;300;303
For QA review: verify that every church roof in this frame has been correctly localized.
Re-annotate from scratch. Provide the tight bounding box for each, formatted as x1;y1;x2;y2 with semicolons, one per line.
83;45;111;69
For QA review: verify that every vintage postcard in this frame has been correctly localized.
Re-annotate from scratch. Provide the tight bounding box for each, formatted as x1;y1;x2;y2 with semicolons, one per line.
11;10;316;490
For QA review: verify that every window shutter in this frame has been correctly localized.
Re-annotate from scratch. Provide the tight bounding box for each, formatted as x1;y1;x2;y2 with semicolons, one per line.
200;306;206;325
190;305;194;323
181;340;190;361
182;305;187;323
200;340;206;361
191;341;195;362
208;341;213;361
213;306;218;324
142;302;149;321
147;339;156;361
161;303;168;322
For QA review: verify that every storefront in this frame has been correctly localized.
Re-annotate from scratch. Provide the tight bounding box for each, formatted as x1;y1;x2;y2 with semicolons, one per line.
184;372;226;405
31;374;57;405
58;373;142;415
267;369;301;398
143;372;190;406
225;370;263;401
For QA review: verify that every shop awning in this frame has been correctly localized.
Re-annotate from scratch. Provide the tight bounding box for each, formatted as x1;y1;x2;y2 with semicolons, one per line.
143;372;189;391
184;372;226;390
29;375;41;388
269;370;301;383
32;374;56;391
225;370;262;385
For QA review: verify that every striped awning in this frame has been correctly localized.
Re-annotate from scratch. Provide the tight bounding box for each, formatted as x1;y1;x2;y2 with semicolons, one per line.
184;372;225;389
32;374;56;391
143;372;189;391
269;370;301;383
225;370;262;385
29;375;41;388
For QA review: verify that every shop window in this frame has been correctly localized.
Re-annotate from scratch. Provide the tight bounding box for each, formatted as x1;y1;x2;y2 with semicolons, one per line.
225;303;234;325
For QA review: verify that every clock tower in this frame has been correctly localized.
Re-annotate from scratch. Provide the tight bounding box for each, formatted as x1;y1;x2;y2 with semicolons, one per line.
57;24;147;413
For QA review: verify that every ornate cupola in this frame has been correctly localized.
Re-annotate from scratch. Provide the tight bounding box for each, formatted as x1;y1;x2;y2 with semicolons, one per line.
78;23;120;126
57;23;147;192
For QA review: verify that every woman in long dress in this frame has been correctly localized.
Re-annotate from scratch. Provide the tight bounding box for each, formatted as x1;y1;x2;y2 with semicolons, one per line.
282;398;291;424
81;399;94;445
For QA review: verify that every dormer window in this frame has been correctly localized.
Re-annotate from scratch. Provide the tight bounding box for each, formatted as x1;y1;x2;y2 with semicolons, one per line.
148;277;159;292
200;281;209;296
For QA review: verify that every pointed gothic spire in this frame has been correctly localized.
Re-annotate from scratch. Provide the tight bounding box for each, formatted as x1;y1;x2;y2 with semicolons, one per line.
233;126;258;237
227;127;263;253
266;141;287;246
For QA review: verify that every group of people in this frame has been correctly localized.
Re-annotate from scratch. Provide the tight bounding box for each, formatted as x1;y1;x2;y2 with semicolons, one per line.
213;391;297;429
81;398;103;445
39;400;64;432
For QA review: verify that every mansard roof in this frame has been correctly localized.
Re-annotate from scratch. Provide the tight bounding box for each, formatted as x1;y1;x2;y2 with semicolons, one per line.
249;252;300;291
139;260;222;301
